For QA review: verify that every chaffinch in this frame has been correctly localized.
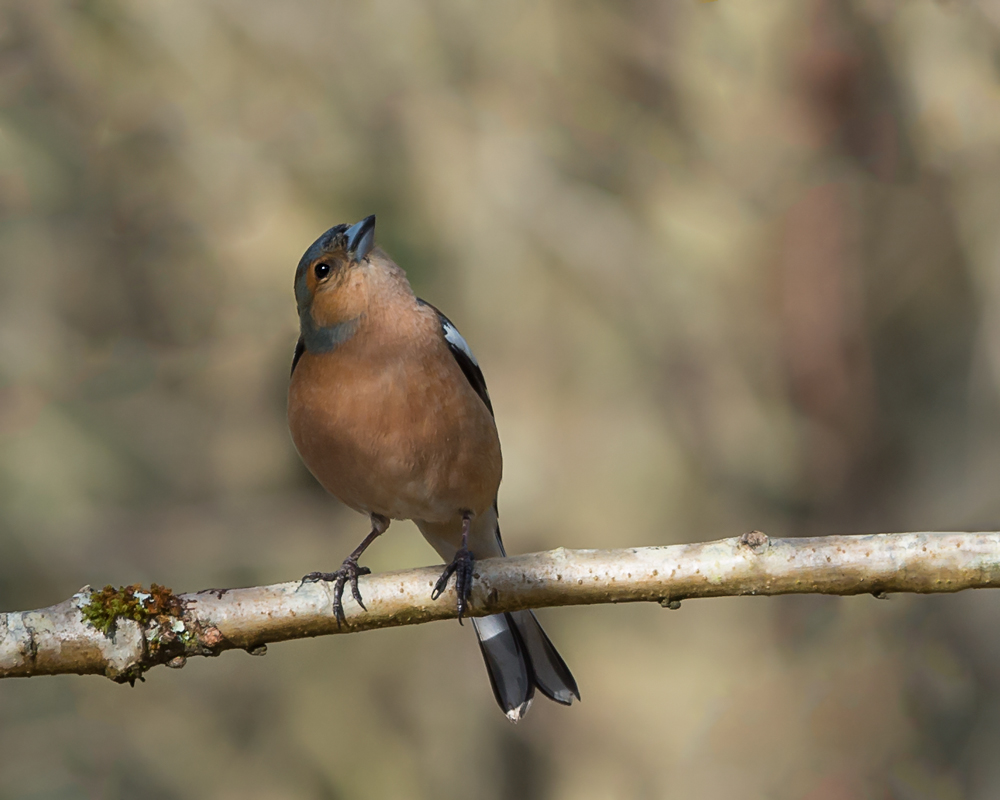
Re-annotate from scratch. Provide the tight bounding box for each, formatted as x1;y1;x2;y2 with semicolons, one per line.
287;215;579;721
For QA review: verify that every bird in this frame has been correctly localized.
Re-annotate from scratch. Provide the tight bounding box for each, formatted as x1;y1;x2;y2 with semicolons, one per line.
287;214;579;721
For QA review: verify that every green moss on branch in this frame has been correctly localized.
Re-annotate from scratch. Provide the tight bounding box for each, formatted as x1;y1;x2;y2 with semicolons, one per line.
80;583;183;637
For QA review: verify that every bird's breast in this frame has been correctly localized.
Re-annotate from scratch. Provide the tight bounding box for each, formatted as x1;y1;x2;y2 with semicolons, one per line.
288;344;502;523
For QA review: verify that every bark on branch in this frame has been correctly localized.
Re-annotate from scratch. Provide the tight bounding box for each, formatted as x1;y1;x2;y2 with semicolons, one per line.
2;531;998;683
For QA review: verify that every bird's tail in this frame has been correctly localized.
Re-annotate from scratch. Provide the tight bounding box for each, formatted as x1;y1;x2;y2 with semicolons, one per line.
472;609;579;722
417;509;579;721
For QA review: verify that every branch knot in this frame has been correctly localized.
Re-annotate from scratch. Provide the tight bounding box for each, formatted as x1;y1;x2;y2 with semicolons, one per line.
739;530;770;554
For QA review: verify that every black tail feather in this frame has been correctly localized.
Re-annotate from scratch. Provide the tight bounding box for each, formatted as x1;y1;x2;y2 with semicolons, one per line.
510;610;580;705
472;613;535;721
472;610;578;721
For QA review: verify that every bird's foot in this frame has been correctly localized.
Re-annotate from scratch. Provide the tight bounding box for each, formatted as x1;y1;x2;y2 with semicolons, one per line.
301;558;372;626
431;547;475;624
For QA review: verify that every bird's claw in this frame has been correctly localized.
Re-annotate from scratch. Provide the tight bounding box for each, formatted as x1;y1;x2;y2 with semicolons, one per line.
301;559;372;626
431;547;475;624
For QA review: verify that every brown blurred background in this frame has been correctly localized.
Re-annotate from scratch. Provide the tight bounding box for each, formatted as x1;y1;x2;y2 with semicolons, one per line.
1;0;1000;797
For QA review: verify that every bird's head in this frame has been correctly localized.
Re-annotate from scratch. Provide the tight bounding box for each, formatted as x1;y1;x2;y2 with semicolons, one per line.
294;215;376;352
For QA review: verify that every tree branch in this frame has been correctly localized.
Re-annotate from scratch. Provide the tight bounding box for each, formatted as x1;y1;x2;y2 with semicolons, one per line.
2;531;998;682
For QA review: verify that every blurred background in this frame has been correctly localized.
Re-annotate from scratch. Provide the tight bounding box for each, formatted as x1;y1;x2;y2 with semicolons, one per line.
2;0;1000;797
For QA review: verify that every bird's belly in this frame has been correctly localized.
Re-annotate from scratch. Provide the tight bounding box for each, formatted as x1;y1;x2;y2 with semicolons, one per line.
288;361;501;523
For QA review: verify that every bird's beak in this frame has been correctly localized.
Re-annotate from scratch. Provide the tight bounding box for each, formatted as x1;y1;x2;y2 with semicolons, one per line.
345;215;376;262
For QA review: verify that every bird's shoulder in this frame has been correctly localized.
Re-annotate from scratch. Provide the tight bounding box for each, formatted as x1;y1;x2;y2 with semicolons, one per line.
417;298;494;417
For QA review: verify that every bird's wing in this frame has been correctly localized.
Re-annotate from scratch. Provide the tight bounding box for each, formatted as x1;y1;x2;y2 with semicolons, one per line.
418;301;508;553
417;299;494;417
290;336;306;376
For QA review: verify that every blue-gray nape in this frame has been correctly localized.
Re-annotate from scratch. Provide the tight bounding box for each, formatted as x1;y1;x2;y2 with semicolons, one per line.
300;313;360;354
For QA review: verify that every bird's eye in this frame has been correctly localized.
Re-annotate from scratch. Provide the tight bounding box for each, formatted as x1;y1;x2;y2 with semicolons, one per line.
314;263;332;280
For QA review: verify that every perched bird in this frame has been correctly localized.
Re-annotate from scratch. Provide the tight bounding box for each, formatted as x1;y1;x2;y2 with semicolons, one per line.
287;215;579;721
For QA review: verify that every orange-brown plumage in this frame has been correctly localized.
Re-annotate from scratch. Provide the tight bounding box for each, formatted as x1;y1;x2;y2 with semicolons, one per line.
288;216;578;721
288;266;502;524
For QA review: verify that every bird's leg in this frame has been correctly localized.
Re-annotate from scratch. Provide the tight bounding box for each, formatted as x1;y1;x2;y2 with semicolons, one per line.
431;512;475;624
301;513;389;625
